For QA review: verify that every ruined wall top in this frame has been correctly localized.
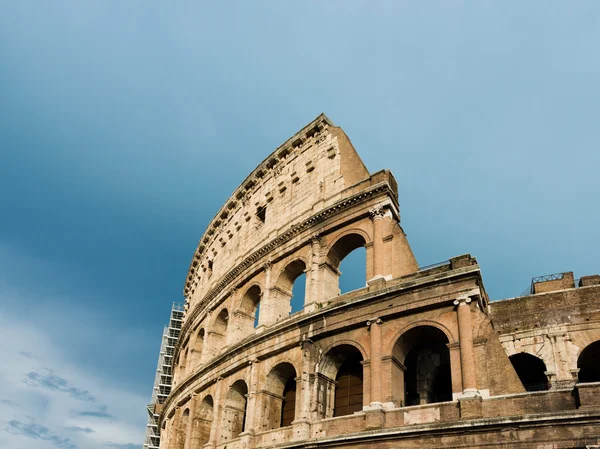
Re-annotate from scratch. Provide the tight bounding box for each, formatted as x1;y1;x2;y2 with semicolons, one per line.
183;113;390;305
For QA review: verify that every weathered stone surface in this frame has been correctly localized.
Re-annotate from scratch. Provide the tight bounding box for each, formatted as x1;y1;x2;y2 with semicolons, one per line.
158;115;600;449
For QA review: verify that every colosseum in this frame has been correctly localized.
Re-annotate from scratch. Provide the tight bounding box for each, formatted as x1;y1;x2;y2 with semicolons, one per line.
147;114;600;449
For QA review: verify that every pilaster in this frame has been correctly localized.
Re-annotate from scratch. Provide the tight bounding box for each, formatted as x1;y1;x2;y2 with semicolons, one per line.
454;295;479;397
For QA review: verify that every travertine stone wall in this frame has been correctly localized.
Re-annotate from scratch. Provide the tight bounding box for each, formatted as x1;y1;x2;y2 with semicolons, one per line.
158;115;600;449
491;283;600;383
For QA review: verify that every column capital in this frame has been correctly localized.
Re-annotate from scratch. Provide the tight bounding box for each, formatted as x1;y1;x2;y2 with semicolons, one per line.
300;336;313;348
369;206;387;220
366;318;383;326
453;295;472;306
263;260;273;271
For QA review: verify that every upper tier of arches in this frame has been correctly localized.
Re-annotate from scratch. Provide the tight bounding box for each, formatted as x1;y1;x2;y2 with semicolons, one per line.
175;116;420;377
184;113;372;302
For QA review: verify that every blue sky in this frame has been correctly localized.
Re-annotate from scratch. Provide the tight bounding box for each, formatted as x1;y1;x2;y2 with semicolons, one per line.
1;2;599;448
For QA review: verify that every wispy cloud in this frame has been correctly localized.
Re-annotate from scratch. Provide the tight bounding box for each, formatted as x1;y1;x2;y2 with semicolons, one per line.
0;296;146;449
24;368;96;402
77;405;114;420
6;418;76;449
104;443;141;449
20;351;42;360
67;426;95;434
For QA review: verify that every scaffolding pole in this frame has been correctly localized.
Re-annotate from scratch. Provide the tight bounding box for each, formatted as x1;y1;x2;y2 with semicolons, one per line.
143;302;184;449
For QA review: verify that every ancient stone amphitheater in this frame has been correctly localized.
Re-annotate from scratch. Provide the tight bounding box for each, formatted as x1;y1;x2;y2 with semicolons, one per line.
158;114;600;449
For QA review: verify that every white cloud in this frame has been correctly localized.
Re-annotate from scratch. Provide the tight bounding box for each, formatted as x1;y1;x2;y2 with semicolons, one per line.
0;302;146;449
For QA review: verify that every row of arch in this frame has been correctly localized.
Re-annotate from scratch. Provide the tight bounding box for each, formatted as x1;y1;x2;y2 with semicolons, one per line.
166;325;457;448
509;340;600;391
168;332;600;448
175;233;368;384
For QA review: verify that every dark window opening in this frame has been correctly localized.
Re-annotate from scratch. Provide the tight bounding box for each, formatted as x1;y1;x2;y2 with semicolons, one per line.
395;326;452;406
280;377;297;427
578;341;600;383
334;361;363;417
509;353;549;391
257;206;266;223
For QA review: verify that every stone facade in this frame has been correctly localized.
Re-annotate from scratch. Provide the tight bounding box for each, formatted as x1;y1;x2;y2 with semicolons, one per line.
158;115;600;449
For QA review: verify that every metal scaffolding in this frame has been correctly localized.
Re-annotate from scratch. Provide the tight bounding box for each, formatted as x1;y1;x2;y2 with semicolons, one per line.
143;302;184;449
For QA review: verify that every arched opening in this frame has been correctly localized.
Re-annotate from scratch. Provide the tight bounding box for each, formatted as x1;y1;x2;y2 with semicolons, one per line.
393;326;452;406
334;358;363;417
578;341;600;383
190;328;205;369
281;378;297;427
240;285;262;328
208;309;230;357
325;233;367;299
272;260;307;320
318;344;364;418
338;246;367;294
215;309;229;334
261;362;297;430
509;353;549;391
177;345;189;382
290;272;306;314
193;395;213;448
220;380;248;442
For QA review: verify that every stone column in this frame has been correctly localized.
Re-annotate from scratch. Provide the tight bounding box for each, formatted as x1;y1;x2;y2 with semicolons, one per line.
305;237;322;312
184;395;197;449
368;318;383;407
256;262;272;329
242;360;259;435
292;340;312;440
364;318;385;429
205;378;223;449
369;207;386;281
454;296;478;395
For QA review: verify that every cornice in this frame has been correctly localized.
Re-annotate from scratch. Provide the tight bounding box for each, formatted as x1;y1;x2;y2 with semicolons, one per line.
184;113;333;297
178;181;395;346
162;262;482;418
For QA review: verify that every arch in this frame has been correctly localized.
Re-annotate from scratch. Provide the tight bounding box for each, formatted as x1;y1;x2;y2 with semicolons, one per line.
275;259;306;293
271;259;307;319
578;340;600;383
240;284;262;328
326;232;367;269
192;395;214;448
387;320;456;356
393;325;452;406
220;380;248;443
323;232;368;299
190;327;205;369
319;340;368;370
262;362;298;429
213;308;229;335
509;353;549;391
325;228;371;257
316;344;364;418
178;346;189;381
